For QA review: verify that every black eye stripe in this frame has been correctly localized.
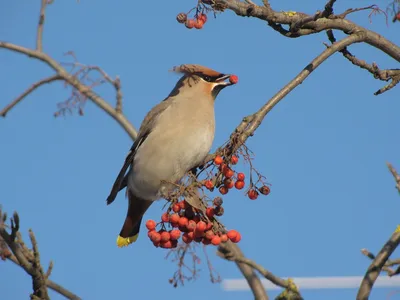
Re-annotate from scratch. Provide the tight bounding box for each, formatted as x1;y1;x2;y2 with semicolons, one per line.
194;72;224;82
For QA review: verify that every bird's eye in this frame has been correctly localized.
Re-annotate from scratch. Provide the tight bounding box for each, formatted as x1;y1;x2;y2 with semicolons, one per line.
203;76;212;82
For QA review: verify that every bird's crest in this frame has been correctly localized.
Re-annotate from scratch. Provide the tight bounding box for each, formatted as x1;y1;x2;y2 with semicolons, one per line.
170;64;224;78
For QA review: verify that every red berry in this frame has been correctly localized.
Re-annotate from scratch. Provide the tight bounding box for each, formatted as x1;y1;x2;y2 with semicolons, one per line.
206;207;215;218
219;186;228;195
161;213;170;223
150;232;161;243
198;13;208;23
220;234;228;243
178;217;189;228
397;12;400;21
206;222;213;231
227;230;238;241
231;232;242;243
160;231;171;242
148;230;156;239
153;241;160;247
196;221;207;232
170;213;180;224
235;180;245;190
145;220;156;231
193;215;201;223
248;189;259;200
160;240;173;248
237;172;245;181
178;200;189;209
214;206;224;216
171;222;179;228
204;180;214;190
194;19;204;29
182;232;193;244
170;229;181;240
187;232;194;239
224;178;234;189
186;220;196;232
219;163;228;173
230;155;239;165
194;228;205;237
205;230;215;240
172;203;181;213
176;13;187;24
229;75;239;84
259;185;271;195
213;197;223;206
224;168;234;179
211;235;221;245
214;155;223;165
185;19;195;29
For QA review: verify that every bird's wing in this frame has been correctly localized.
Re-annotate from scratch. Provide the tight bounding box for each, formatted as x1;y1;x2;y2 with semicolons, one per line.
106;135;147;205
106;99;172;205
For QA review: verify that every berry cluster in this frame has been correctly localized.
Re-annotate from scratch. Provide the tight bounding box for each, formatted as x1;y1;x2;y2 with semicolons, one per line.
176;12;208;30
146;199;241;249
204;155;271;200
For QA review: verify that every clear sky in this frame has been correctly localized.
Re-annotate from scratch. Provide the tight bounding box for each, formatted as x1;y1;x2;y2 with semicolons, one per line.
1;1;400;299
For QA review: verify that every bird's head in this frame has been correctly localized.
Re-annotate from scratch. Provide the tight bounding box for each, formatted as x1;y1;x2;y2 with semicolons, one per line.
168;64;238;100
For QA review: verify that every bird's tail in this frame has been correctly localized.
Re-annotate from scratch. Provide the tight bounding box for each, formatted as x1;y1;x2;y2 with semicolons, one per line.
116;190;153;248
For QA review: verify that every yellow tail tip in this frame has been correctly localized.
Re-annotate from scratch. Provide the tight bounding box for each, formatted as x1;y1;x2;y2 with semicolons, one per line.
117;234;138;248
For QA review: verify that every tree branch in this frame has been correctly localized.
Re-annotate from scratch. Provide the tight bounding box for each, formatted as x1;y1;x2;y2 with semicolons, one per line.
357;228;400;300
0;210;81;300
357;163;400;299
0;75;62;117
37;0;50;52
387;162;400;194
326;30;400;95
218;242;269;300
217;242;302;299
216;0;400;62
0;42;137;139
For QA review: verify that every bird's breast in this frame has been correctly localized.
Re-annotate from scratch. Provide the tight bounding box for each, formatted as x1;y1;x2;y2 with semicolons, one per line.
127;102;215;201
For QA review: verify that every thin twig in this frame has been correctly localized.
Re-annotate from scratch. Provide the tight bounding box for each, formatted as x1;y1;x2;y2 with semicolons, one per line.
387;163;400;194
0;42;137;139
326;30;400;95
0;211;81;300
0;75;62;117
357;228;400;300
37;0;48;51
29;229;49;300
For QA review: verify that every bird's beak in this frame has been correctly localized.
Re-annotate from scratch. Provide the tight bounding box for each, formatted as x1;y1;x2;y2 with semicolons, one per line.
215;74;233;86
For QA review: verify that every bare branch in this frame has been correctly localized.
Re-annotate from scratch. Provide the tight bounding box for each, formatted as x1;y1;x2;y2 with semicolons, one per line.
216;0;400;62
0;42;137;139
0;75;62;117
217;242;269;300
387;163;400;194
0;209;81;300
217;242;302;299
37;0;50;51
326;30;400;95
357;228;400;300
211;33;365;162
361;248;398;276
29;229;49;300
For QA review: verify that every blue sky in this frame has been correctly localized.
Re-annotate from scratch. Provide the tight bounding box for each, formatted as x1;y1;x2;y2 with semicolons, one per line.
1;1;400;299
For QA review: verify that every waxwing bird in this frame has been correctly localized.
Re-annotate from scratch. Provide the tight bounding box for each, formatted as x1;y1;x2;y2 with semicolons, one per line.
106;64;236;247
